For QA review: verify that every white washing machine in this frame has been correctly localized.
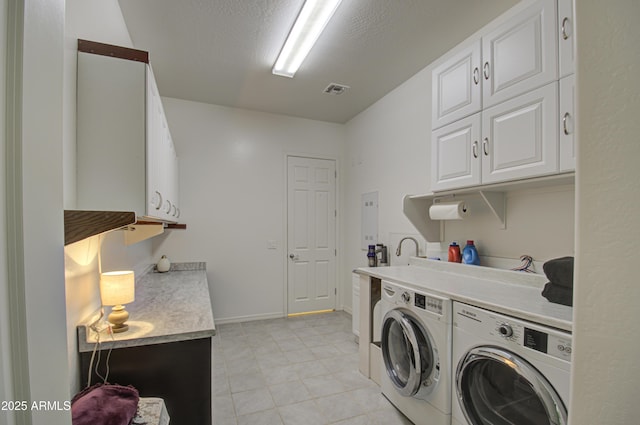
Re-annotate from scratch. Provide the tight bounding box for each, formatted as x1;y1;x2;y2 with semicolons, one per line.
380;280;452;425
452;302;571;425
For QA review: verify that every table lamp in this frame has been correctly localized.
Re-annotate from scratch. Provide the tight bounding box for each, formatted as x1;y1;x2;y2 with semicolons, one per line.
100;270;135;333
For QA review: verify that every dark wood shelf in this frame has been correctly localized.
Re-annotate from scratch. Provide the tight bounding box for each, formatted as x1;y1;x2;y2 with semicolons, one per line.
64;210;136;246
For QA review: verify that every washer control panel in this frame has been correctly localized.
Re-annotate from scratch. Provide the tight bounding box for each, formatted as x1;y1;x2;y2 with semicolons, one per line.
414;292;443;315
382;280;450;319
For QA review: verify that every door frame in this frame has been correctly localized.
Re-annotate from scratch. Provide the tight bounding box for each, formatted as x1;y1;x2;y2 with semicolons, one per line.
283;153;340;316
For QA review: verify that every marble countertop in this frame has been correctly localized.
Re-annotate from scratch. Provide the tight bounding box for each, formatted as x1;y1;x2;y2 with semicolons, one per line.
356;257;573;332
78;262;216;352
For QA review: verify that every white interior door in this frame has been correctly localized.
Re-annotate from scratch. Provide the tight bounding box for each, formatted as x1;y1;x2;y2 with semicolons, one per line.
287;156;336;315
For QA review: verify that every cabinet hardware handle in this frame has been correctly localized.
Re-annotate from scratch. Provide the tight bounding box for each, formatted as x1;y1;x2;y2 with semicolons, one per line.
563;112;571;135
289;254;299;261
472;141;479;158
473;67;479;85
154;191;163;210
561;17;570;40
483;62;490;80
483;138;489;156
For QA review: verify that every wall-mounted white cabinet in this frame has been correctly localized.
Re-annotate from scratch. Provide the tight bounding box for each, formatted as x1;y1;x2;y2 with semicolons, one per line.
482;82;558;184
77;40;180;222
430;0;574;193
432;82;558;191
431;0;558;130
431;113;482;191
431;43;482;130
481;0;558;108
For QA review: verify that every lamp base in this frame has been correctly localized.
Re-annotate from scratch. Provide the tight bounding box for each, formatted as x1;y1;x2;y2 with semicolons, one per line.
108;305;130;333
110;323;129;333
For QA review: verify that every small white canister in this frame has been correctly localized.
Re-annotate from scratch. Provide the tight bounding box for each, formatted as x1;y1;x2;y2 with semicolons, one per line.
157;255;171;273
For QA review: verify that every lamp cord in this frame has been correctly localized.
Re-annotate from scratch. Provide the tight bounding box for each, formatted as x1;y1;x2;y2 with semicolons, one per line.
86;234;115;387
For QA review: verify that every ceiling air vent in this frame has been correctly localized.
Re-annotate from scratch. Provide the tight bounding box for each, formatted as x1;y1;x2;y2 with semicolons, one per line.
323;83;350;95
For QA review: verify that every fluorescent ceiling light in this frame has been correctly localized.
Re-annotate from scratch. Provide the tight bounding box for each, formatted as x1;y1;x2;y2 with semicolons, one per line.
272;0;343;78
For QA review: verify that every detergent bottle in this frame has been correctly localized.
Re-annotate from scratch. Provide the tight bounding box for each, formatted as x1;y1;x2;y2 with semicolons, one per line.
462;240;480;265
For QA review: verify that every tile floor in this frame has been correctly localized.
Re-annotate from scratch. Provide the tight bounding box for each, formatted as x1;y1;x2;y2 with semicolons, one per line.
212;311;412;425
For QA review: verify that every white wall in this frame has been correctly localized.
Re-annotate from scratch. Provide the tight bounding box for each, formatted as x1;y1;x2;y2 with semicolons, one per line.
63;0;155;394
0;0;12;422
571;1;640;424
153;98;346;322
19;0;70;423
344;66;433;279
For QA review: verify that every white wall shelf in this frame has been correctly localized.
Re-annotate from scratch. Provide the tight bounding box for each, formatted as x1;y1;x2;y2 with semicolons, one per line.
404;173;575;242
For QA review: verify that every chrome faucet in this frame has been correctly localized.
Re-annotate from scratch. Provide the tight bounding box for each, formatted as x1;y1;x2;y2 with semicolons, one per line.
396;237;419;257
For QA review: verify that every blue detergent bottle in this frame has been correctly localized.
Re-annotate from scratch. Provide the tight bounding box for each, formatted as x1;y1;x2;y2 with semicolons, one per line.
462;240;480;265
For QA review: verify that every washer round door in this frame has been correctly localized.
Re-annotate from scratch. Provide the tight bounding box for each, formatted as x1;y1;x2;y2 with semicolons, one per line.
456;346;568;425
381;309;440;399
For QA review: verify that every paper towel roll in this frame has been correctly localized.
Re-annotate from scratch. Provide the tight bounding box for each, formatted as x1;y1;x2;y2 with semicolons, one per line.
429;201;468;220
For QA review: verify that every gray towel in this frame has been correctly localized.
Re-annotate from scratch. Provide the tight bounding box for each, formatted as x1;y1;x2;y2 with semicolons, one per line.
542;256;574;289
542;282;573;306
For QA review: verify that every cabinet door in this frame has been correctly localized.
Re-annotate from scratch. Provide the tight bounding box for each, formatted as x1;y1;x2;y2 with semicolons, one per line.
432;41;482;129
482;0;557;108
481;82;558;184
559;74;575;171
146;66;164;216
431;113;481;191
77;52;146;215
558;0;575;78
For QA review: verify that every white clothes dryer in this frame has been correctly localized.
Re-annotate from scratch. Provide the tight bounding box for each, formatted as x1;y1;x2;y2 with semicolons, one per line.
380;280;452;425
452;302;571;425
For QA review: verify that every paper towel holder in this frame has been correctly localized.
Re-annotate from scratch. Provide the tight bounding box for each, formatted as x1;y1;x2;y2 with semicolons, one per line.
433;191;506;229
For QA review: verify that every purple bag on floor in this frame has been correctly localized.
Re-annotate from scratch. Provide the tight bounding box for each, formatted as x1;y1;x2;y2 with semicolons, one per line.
71;383;139;425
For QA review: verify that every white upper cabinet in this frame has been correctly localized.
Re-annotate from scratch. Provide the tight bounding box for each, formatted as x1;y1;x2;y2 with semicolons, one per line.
431;113;482;191
559;74;576;171
481;82;558;184
77;40;179;222
429;0;574;193
481;0;558;108
431;82;558;191
431;42;482;130
558;0;575;78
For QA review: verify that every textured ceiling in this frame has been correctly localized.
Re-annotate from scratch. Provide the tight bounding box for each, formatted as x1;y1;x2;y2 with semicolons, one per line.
118;0;518;123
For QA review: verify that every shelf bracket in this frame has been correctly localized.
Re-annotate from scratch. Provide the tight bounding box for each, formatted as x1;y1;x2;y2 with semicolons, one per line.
123;222;164;245
479;190;506;229
402;195;443;242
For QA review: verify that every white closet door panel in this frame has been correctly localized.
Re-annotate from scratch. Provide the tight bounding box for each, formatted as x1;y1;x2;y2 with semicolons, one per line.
431;113;481;191
482;82;558;184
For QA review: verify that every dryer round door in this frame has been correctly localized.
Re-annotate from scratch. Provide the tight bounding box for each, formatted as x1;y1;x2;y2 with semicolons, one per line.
456;346;567;425
381;309;440;399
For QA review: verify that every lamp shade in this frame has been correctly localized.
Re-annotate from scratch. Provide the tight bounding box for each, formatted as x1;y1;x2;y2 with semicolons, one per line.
100;270;135;306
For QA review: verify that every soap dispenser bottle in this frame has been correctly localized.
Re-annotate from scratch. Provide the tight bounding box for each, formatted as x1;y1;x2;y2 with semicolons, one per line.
462;240;480;265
